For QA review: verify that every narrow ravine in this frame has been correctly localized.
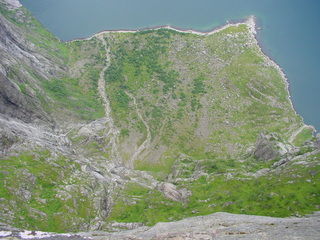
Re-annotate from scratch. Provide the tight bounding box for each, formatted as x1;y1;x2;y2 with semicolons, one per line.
97;35;121;163
125;91;151;168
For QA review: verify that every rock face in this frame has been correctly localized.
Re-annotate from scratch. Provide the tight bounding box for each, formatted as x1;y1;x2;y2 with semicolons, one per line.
1;212;319;240
0;72;33;122
156;182;191;202
0;14;37;122
0;7;65;123
315;133;320;149
253;133;292;161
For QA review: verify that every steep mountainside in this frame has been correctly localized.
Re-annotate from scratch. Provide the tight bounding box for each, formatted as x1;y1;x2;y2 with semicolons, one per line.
0;0;319;235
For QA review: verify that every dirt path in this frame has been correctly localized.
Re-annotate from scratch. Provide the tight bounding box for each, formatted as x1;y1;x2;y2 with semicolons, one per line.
288;125;309;144
97;36;151;169
97;35;121;163
125;91;151;168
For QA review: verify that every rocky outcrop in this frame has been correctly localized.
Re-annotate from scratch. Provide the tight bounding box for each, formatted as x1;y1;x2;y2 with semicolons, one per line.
156;182;191;202
315;133;320;149
0;72;35;122
1;212;319;240
0;6;66;124
253;133;279;161
0;0;21;10
253;133;294;161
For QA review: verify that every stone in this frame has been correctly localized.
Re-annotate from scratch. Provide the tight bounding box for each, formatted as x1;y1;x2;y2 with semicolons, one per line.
157;182;191;202
253;133;280;161
1;212;319;240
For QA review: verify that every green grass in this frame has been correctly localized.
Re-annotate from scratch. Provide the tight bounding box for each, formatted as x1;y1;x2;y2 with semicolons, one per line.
110;160;320;225
109;183;184;225
135;155;176;178
105;31;178;123
43;76;104;121
0;151;97;232
218;24;248;34
293;128;314;147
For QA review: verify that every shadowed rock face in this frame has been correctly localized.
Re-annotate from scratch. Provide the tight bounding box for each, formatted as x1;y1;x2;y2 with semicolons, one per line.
1;212;319;240
0;72;34;122
0;4;66;124
253;133;286;161
0;13;37;122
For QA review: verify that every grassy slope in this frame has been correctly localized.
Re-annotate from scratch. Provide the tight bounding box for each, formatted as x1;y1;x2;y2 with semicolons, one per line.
104;26;318;223
0;151;98;232
104;25;302;174
42;38;105;121
110;155;319;225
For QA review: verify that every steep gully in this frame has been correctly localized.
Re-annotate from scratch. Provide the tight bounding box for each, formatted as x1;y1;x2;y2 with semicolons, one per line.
125;91;152;168
97;35;152;169
97;35;121;164
95;35;187;203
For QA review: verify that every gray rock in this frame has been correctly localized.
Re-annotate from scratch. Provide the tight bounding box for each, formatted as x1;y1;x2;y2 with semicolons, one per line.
98;211;320;240
156;182;191;202
0;72;34;123
253;168;270;177
107;222;144;232
253;133;289;161
314;133;320;149
272;157;290;168
16;169;36;201
2;212;319;240
0;10;65;124
0;126;18;152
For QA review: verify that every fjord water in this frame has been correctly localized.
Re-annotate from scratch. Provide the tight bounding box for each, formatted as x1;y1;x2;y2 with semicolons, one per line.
20;0;320;130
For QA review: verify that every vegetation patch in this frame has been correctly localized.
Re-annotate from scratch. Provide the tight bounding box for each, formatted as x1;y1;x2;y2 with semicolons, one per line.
293;128;314;147
110;160;320;225
0;150;98;232
43;76;104;120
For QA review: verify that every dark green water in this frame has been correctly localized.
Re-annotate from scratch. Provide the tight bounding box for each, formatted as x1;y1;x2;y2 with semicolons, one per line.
20;0;320;130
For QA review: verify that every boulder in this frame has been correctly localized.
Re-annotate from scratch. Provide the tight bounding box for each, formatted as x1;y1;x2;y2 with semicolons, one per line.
253;133;294;161
157;182;191;202
253;133;280;161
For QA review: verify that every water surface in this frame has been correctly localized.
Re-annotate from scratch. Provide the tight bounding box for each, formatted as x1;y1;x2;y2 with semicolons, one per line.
20;0;320;130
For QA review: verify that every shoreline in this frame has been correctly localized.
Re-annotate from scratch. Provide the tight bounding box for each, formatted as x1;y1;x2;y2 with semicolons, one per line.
14;1;317;132
63;15;315;133
249;18;316;133
251;20;315;132
66;16;256;43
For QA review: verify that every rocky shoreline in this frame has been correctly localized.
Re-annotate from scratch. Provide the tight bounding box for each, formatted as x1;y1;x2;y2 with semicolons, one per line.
67;15;256;42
